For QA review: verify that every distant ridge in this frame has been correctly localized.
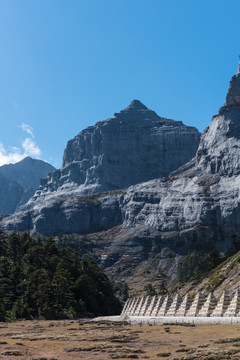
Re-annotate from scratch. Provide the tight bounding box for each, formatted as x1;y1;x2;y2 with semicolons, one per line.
0;157;55;214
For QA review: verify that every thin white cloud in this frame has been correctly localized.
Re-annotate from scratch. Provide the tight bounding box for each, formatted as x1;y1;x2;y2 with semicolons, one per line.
22;138;41;157
0;142;24;166
18;123;34;138
0;139;42;166
0;124;42;166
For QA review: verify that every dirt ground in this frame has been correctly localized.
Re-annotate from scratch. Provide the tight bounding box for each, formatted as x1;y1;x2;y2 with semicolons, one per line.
1;320;240;359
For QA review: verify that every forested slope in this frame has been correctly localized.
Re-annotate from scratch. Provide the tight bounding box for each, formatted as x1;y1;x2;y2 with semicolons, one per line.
0;232;122;321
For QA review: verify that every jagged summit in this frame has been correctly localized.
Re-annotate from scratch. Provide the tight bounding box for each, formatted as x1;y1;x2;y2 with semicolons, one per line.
112;99;165;125
223;57;240;106
238;55;240;74
121;99;148;112
224;72;240;106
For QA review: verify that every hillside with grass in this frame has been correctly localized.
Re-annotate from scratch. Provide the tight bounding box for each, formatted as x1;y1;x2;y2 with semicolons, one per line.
177;243;240;298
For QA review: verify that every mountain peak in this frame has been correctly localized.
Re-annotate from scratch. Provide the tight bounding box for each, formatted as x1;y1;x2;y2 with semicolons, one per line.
20;156;33;163
122;99;148;112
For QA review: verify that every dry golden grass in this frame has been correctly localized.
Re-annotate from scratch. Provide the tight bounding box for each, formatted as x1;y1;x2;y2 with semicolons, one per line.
1;320;240;359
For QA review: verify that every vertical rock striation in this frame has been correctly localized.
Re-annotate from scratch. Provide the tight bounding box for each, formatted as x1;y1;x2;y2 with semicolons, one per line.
30;100;200;202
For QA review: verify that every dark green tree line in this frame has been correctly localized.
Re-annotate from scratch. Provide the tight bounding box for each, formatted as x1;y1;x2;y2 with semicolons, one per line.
0;232;121;321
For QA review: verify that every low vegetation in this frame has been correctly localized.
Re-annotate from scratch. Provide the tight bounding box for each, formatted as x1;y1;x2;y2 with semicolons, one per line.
0;321;240;360
0;231;122;321
176;235;240;295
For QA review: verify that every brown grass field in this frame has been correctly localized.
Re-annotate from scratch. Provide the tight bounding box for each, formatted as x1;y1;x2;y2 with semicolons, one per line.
1;320;240;359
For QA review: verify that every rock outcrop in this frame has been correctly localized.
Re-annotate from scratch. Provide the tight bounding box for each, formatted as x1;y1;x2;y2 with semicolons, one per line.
0;157;55;214
30;100;200;202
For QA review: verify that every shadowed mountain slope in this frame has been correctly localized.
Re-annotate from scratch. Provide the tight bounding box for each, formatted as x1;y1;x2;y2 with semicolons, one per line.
0;157;55;214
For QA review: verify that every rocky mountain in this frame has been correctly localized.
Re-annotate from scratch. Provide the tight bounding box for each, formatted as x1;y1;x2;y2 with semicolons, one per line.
29;100;200;203
1;100;200;233
8;79;240;288
0;157;55;215
120;73;240;247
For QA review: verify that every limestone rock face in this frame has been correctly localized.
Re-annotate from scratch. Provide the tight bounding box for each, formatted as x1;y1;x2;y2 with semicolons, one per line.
120;73;240;249
0;157;55;214
31;100;200;202
2;193;122;235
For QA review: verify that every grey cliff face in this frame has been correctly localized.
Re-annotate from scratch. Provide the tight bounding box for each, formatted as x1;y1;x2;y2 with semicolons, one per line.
30;100;200;203
120;73;240;249
0;157;55;215
2;194;121;236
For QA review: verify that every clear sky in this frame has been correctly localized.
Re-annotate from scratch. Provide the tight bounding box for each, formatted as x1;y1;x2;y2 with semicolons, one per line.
0;0;240;168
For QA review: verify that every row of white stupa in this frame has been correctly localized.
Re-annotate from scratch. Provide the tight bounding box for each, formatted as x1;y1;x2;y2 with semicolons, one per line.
121;291;240;317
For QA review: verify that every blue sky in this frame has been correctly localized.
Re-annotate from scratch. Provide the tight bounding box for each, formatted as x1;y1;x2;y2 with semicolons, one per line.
0;0;240;168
